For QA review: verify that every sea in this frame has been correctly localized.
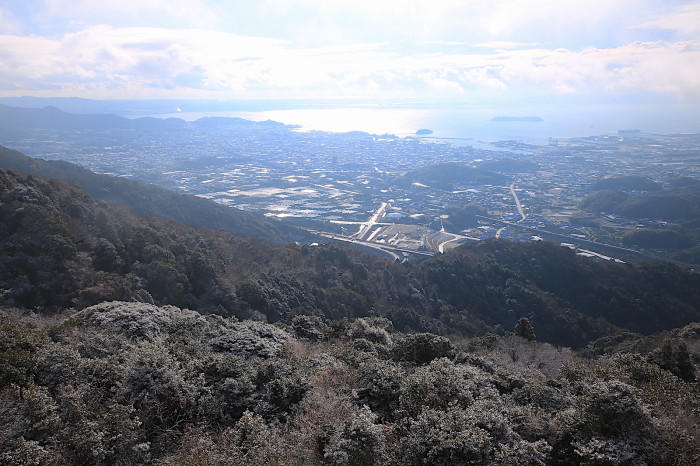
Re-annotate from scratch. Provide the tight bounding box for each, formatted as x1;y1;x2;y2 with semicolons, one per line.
145;105;699;146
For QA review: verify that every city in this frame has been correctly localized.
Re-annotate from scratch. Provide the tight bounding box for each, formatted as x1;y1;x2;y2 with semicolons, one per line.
4;117;699;264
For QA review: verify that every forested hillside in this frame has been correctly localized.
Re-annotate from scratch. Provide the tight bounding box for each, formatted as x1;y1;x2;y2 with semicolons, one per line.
2;168;699;348
0;145;310;245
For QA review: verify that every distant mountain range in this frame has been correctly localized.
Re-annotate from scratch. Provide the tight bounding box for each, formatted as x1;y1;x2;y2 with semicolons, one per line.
0;103;290;135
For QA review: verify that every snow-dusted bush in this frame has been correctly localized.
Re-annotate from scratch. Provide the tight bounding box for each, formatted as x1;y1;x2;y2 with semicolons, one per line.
292;314;328;342
323;405;385;465
399;358;479;414
210;319;291;358
76;301;205;338
348;318;391;346
392;332;453;364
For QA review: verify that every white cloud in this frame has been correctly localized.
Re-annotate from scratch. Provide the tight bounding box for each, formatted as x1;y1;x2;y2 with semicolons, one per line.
0;26;698;100
633;2;700;37
473;42;538;49
41;0;219;28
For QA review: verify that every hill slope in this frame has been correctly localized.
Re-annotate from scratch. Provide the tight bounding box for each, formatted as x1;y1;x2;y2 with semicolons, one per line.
0;145;310;245
2;168;699;347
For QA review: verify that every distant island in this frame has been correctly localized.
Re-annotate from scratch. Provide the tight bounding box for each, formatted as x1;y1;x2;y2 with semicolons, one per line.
415;128;433;135
491;116;544;122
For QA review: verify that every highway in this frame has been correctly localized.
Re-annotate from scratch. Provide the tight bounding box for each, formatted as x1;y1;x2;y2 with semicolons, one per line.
307;229;434;261
472;214;696;266
353;202;388;240
510;183;527;223
497;183;526;239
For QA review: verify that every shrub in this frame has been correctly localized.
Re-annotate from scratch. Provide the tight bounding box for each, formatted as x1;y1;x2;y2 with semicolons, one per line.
356;357;403;416
514;317;536;341
399;408;492;464
348;318;391;346
202;353;257;425
76;301;205;339
392;333;453;364
648;339;696;382
292;315;328;342
119;338;206;431
0;322;49;387
211;320;291;359
256;358;309;417
399;358;477;415
323;405;385;465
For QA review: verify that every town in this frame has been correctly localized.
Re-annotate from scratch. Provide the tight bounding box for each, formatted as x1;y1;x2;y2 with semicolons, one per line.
4;120;700;263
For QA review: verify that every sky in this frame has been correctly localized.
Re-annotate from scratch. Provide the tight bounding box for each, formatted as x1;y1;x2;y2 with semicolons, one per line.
0;0;699;111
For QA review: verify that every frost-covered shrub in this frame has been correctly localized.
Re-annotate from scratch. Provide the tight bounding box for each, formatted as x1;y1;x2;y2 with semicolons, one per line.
494;439;551;466
219;410;271;463
0;438;57;466
211;320;291;358
256;358;309;416
119;337;206;430
571;437;638;465
399;358;477;414
323;405;385;465
454;352;497;374
0;384;60;447
392;333;453;364
76;301;204;339
292;315;328;342
55;385;148;465
348;318;392;346
556;380;659;465
579;380;653;437
648;339;696;382
202;353;257;425
34;343;82;392
512;381;571;412
399;399;551;465
356;357;403;416
0;322;49;387
399;408;492;464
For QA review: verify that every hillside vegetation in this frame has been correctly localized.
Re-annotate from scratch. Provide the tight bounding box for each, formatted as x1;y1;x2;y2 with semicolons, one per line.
2;168;699;349
1;302;698;465
0;145;309;245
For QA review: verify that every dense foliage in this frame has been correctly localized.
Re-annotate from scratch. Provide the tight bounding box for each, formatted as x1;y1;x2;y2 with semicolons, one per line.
0;302;697;464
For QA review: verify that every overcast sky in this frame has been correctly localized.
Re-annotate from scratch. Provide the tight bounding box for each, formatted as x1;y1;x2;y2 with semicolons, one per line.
0;0;699;108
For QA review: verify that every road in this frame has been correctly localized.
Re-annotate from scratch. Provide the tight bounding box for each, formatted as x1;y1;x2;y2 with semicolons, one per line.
510;183;527;223
473;214;697;267
307;229;433;261
353;202;388;240
497;183;526;239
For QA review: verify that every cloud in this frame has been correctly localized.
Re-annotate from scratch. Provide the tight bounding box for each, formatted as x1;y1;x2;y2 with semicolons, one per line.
41;0;219;28
473;42;538;49
0;26;698;100
633;2;700;37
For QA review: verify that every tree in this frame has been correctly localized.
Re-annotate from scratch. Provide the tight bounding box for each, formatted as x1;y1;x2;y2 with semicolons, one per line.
514;317;536;341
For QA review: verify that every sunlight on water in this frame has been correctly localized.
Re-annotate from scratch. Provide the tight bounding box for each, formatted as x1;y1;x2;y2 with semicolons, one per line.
147;105;698;144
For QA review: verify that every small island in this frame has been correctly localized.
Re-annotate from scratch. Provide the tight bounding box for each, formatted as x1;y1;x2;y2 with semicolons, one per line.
491;116;544;122
415;128;433;135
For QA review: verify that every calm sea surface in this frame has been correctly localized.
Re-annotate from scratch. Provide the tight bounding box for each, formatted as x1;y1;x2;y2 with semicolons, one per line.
146;106;699;144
